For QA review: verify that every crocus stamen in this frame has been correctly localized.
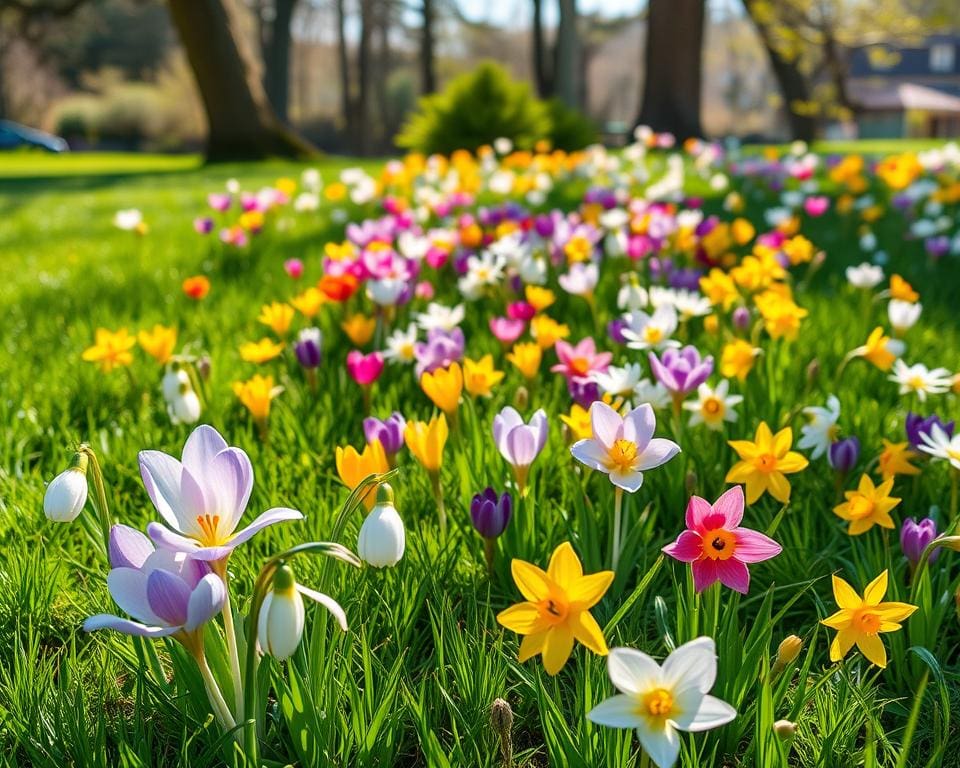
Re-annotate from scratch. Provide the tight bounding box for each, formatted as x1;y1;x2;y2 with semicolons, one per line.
641;688;674;718
196;514;222;545
607;439;638;472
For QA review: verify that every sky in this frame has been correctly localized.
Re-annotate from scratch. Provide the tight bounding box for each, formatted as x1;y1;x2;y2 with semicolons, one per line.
457;0;740;27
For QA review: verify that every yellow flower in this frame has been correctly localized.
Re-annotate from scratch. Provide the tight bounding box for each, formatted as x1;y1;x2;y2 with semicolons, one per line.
700;268;739;310
726;422;809;504
335;441;389;509
833;474;901;535
889;274;919;303
232;374;283;422
82;328;136;372
783;235;815;265
404;414;448;474
525;285;555;312
731;217;755;246
563;234;593;263
240;338;285;364
258;302;295;336
877;440;921;481
720;339;760;382
291;287;327;318
325;182;347;201
420;363;463;416
821;571;916;668
530;315;570;349
859;327;897;371
463;355;504;398
754;291;808;341
560;403;592;442
239;209;265;232
507;342;542;381
137;324;177;365
341;313;376;346
497;542;613;675
275;177;297;197
731;250;785;291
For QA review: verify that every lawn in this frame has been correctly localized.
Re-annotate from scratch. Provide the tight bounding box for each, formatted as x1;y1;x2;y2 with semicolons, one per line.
1;142;959;767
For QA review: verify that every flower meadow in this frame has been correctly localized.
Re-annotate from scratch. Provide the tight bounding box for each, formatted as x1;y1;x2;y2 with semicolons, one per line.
6;136;960;767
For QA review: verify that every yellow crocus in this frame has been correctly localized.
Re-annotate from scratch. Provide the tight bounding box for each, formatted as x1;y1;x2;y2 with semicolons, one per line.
463;355;504;398
291;287;327;318
525;285;555;312
341;313;376;346
530;315;570;349
404;414;448;474
720;339;760;382
232;374;283;423
258;302;295;336
507;342;542;381
420;362;463;416
725;422;809;504
137;324;177;365
335;440;389;510
560;403;592;442
699;268;739;310
240;338;285;364
858;327;897;371
82;328;136;372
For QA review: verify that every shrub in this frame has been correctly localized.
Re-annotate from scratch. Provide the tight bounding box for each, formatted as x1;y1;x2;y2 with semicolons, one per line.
545;98;598;151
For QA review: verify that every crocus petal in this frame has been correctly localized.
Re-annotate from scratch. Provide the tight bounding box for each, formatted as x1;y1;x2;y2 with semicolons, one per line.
682;694;737;733
607;647;662;695
179;465;210;519
590;401;623;449
138;450;186;530
635;718;681;768
662;636;717;693
147;522;200;553
716;558;750;594
181;424;228;478
297;585;349;632
691;559;720;593
106;567;160;624
635;438;681;470
493;407;523;455
145;569;191;627
663;530;702;563
712;485;744;528
506;426;537;467
108;524;155;569
570;439;609;472
623;403;656;450
609;467;645;492
207;447;254;530
587;694;642;729
185;573;226;631
188;507;305;561
83;614;179;637
732;528;782;563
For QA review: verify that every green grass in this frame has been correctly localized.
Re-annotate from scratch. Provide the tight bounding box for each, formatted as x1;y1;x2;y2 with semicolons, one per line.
1;146;959;767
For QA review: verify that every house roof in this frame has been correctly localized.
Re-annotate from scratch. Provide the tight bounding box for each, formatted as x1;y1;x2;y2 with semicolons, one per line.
849;34;959;78
851;82;960;113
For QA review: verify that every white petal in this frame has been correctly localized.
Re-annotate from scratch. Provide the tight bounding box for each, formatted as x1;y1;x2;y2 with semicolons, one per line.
636;719;681;768
297;585;349;632
661;636;716;693
682;694;736;733
586;694;642;729
607;647;663;694
570;439;609;472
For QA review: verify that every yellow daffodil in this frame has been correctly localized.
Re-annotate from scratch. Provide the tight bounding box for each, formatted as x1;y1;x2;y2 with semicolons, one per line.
754;291;808;340
325;182;347;202
525;285;555;312
335;440;389;509
560;403;592;442
239;209;265;232
137;324;177;365
463;355;504;398
507;342;542;381
877;439;921;481
232;374;283;423
833;474;901;535
82;328;136;372
699;268;739;310
240;338;285;364
341;313;376;346
258;302;295;336
783;235;814;265
275;177;297;196
857;327;898;371
420;362;463;416
731;251;785;292
821;571;916;668
291;287;327;318
404;414;448;474
731;217;755;245
530;315;570;349
720;339;760;382
497;542;613;675
726;422;809;504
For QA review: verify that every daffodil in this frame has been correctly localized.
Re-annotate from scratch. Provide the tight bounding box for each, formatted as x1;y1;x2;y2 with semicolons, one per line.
240;338;285;363
463;355;505;398
821;571;916;668
420;362;463;416
530;315;570;349
258;302;295;336
138;324;177;365
335;440;389;509
854;327;902;371
496;542;612;675
525;285;555;312
726;422;809;504
719;339;760;382
833;474;901;535
82;328;137;372
877;439;921;481
560;403;593;442
291;287;327;318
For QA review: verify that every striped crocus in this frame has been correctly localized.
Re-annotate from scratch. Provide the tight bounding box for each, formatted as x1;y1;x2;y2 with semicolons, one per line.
493;406;548;495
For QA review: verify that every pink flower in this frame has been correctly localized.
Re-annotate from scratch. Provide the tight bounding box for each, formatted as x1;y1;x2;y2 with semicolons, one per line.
803;196;829;217
550;337;612;380
415;281;435;300
662;486;781;594
346;350;384;386
284;258;304;279
507;302;536;321
489;316;525;345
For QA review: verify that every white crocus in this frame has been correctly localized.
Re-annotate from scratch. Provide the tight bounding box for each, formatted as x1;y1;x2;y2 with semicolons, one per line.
587;638;736;768
382;323;419;364
366;277;407;307
682;381;742;430
845;262;884;289
634;378;672;411
671;290;712;320
357;484;405;567
558;262;599;297
888;300;921;334
415;302;465;332
592;363;644;399
617;280;649;312
918;423;960;470
798;394;841;459
889;360;953;402
622;305;680;351
43;458;89;523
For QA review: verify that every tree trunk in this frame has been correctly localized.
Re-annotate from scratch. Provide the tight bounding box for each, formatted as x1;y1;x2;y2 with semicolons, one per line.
336;0;353;140
555;0;579;108
531;0;552;98
262;0;298;123
420;0;436;94
375;0;390;149
741;0;815;141
355;0;373;155
167;0;314;161
636;0;704;139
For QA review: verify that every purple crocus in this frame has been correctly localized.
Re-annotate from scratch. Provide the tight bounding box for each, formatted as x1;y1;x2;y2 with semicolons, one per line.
906;413;955;451
648;346;714;409
828;437;860;473
493;407;548;496
194;216;214;235
84;524;225;638
139;425;303;562
900;517;939;568
363;412;406;460
413;328;465;378
470;488;512;539
294;327;322;369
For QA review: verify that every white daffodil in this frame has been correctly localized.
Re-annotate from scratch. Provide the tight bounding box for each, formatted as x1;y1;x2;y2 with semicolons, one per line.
682;381;742;430
382;323;419;364
592;363;644;399
889;360;953;402
798;394;841;459
622;305;680;351
415;302;465;332
845;262;884;290
888;300;922;335
587;638;736;768
918;423;960;470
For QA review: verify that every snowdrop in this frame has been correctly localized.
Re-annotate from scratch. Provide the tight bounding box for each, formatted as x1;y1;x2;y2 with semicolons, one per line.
798;395;841;459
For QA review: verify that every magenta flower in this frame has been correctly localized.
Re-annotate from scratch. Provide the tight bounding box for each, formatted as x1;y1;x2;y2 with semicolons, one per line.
489;316;525;345
551;337;612;381
284;258;304;279
648;345;713;401
346;350;385;386
662;486;781;594
803;196;829;217
140;425;303;562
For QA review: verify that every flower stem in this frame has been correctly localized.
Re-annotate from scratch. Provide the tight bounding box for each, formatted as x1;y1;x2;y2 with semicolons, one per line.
220;579;244;721
80;446;112;558
951;468;958;523
431;472;447;540
612;487;624;571
196;648;238;733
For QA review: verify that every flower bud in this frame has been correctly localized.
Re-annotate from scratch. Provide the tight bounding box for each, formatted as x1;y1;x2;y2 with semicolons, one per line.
805;358;820;385
731;306;751;332
44;453;89;523
704;314;719;335
901;517;939;567
773;719;797;740
294;327;323;369
357;483;405;568
490;698;514;767
470;488;512;539
775;635;803;668
257;563;305;660
827;436;860;473
513;386;529;410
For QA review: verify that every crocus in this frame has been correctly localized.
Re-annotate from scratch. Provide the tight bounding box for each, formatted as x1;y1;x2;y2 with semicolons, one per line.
413;327;465;377
493;407;548;495
828;437;860;473
335;440;389;510
649;345;714;412
906;412;955;451
551;338;612;381
490;316;525;345
663;486;781;593
901;517;939;568
363;412;406;462
82;328;137;372
346;350;384;387
232;374;283;437
472;487;512;574
294;327;322;369
283;258;304;280
587;638;736;768
420;362;463;417
405;414;449;535
140;425;303;561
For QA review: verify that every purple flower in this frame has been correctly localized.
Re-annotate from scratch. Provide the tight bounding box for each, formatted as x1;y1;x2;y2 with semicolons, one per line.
84;524;225;638
493;407;548;495
294;327;322;369
363;412;406;457
139;425;303;562
828;437;860;473
607;317;628;345
470;488;512;539
413;328;464;378
568;376;600;407
731;306;751;332
925;236;950;259
648;346;714;399
900;517;939;567
194;217;214;234
906;413;955;451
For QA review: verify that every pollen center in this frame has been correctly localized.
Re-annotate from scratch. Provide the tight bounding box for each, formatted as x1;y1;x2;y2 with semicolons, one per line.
538;596;569;625
641;688;674;718
754;453;777;473
644;326;664;344
196;514;224;546
702;397;723;416
853;609;881;635
701;528;737;561
570;357;591;376
607;439;639;472
847;496;875;520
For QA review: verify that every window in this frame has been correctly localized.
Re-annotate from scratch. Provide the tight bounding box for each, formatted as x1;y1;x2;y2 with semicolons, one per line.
930;43;955;73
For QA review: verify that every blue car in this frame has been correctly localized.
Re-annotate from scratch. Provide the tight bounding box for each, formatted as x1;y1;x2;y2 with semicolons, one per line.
0;120;68;152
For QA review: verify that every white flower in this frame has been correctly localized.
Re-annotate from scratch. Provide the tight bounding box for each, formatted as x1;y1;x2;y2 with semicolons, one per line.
357;485;405;567
889;360;953;402
682;381;742;430
517;254;547;285
367;277;407;307
113;209;143;231
845;262;884;289
918;423;960;470
162;369;201;425
493;137;513;155
459;251;506;299
587;638;736;768
622;305;680;351
415;302;464;332
600;208;629;231
382;323;418;364
798;394;841;459
592;363;644;399
301;168;322;192
43;464;88;523
671;290;712;320
859;231;877;251
293;192;319;212
888;300;921;334
634;378;672;411
617;281;649;312
397;231;430;261
558;262;599;297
